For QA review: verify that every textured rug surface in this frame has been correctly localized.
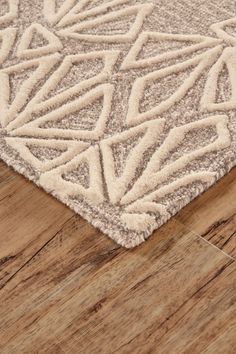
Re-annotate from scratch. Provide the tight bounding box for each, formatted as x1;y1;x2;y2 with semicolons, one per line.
0;0;236;247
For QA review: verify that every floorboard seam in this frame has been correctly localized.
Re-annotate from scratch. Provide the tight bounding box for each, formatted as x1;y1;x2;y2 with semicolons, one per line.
195;234;236;261
175;219;236;261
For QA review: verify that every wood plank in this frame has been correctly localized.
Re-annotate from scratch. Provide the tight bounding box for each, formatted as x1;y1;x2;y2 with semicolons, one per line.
176;167;236;259
0;161;17;187
0;217;234;354
119;258;236;354
0;163;73;287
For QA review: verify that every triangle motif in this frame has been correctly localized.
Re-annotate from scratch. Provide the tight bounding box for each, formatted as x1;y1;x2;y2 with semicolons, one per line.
10;84;114;141
57;0;130;28
6;51;119;132
57;4;154;43
17;23;63;59
121;31;222;69
62;160;90;189
100;119;165;204
126;45;223;126
39;146;104;204
0;54;60;128
41;95;104;131
121;115;230;206
5;137;89;172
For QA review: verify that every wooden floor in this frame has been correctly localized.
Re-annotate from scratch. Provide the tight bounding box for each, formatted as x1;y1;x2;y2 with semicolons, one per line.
0;161;236;354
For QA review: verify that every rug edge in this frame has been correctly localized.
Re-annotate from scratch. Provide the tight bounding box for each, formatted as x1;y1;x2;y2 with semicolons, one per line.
0;142;235;248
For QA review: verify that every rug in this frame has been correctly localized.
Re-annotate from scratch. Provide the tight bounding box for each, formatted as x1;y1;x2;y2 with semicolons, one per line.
0;0;236;247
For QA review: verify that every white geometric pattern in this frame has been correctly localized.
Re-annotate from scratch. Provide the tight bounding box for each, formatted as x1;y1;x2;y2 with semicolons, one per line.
100;118;165;203
6;50;119;131
0;27;17;65
11;83;114;140
57;3;154;43
121;32;222;69
201;47;236;112
0;0;235;246
0;54;61;127
126;45;222;125
57;0;131;27
0;0;19;26
5;137;89;172
39;146;105;204
17;23;63;59
121;115;231;205
43;0;78;25
211;17;236;45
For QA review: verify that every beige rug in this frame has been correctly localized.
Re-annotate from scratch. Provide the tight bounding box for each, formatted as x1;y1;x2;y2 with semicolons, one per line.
0;0;236;247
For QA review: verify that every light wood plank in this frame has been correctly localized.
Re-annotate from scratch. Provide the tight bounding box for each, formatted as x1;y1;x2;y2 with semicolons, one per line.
0;216;234;354
176;167;236;258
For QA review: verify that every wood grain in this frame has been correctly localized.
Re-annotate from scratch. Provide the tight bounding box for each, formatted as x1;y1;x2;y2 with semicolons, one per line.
0;163;236;353
0;161;73;287
176;167;236;258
